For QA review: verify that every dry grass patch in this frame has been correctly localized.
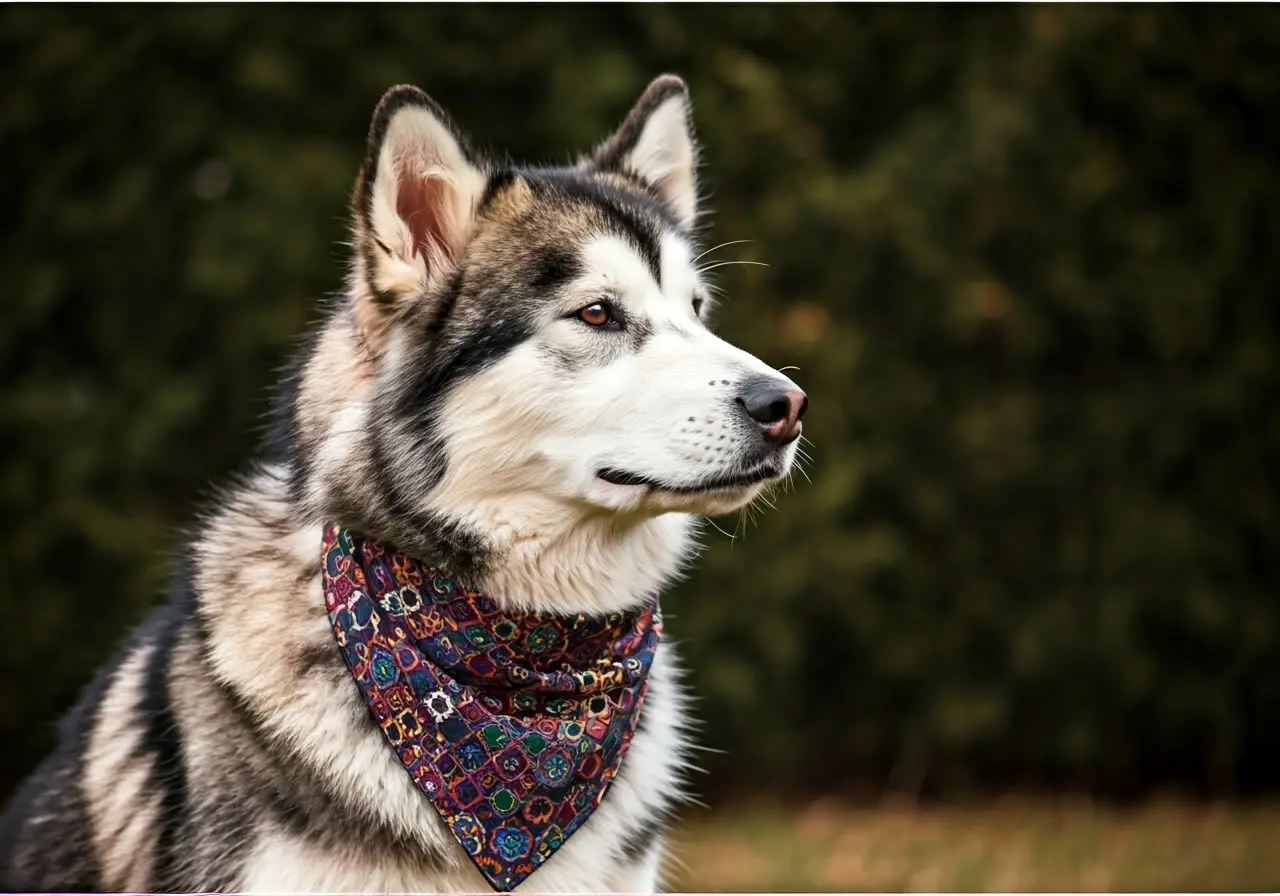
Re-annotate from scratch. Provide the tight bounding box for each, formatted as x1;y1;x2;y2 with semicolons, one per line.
664;798;1280;892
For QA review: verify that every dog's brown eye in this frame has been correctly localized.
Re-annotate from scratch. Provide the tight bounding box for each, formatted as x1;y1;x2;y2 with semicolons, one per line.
577;302;616;328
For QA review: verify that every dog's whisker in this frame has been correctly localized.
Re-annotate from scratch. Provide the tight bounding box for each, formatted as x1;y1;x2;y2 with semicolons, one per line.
705;516;738;541
692;238;753;263
697;260;769;273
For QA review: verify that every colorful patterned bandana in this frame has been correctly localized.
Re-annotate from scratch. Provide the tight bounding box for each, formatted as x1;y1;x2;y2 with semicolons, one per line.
321;524;661;891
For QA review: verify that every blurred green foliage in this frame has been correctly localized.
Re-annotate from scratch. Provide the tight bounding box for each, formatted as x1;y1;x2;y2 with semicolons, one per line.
2;6;1278;801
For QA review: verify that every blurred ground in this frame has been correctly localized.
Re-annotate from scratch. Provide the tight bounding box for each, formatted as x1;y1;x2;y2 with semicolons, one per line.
664;799;1279;892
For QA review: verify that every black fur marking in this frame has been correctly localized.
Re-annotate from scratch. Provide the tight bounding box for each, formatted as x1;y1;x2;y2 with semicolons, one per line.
418;510;491;575
397;285;539;426
531;247;582;296
297;640;345;679
599;205;663;287
362;429;489;576
479;169;518;210
439;301;540;382
519;168;670;285
136;557;195;890
597;457;780;494
362;241;402;312
366;432;446;529
415;434;450;495
424;265;467;336
617;811;665;866
627;316;654;351
367;429;447;513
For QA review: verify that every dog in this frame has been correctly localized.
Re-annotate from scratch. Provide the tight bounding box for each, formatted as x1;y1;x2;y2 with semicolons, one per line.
0;74;807;893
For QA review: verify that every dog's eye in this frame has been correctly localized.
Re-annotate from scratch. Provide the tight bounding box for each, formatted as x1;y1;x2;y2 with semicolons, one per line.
692;297;704;316
576;302;620;330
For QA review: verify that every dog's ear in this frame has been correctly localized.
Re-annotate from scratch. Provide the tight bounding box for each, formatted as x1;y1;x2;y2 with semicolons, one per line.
350;85;487;349
587;74;699;230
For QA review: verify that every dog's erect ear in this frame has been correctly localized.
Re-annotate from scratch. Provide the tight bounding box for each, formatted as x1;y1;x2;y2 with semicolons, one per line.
350;85;487;346
588;74;699;229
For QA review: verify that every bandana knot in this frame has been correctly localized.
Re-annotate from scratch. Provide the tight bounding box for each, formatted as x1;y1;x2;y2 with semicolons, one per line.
321;524;661;891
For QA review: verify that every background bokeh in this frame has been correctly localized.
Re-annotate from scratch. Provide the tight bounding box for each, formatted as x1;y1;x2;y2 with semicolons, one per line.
3;5;1279;890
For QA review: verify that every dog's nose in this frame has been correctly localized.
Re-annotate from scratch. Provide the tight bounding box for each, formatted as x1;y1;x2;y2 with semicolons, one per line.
736;378;808;446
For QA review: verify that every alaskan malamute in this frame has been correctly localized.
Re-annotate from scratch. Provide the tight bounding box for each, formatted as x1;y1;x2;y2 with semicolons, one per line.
0;74;807;893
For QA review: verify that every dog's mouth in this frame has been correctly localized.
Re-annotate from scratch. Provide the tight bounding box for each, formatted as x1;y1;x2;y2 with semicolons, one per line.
596;463;781;495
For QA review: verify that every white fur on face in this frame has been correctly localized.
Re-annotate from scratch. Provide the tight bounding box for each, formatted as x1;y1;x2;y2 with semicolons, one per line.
432;230;800;522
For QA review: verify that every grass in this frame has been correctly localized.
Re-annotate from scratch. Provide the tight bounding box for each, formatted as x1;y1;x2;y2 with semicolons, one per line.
662;798;1280;892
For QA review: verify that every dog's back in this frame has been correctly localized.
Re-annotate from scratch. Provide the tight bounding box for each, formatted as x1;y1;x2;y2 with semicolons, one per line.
1;675;103;890
1;595;178;890
0;564;234;891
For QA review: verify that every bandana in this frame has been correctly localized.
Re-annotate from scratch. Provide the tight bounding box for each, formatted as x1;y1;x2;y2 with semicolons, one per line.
321;524;661;891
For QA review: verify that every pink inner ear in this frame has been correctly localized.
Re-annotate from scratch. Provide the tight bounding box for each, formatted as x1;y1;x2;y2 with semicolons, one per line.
396;167;454;266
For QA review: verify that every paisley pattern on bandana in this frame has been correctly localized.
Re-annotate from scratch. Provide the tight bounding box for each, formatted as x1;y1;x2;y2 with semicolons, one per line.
321;524;661;892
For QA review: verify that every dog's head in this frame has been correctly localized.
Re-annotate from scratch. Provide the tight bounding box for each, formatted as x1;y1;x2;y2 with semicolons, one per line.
290;76;806;587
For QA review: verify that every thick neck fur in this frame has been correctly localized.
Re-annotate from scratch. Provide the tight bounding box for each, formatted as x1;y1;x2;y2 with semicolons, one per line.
283;302;696;616
451;501;695;615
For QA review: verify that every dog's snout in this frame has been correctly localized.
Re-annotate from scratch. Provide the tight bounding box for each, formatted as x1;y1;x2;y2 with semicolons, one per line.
736;378;808;446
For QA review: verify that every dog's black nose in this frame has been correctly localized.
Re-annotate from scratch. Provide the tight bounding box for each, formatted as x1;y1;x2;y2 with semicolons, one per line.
736;378;808;446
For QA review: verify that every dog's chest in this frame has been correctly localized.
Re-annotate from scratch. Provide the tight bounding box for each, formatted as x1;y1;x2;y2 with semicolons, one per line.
237;773;667;893
236;644;688;894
